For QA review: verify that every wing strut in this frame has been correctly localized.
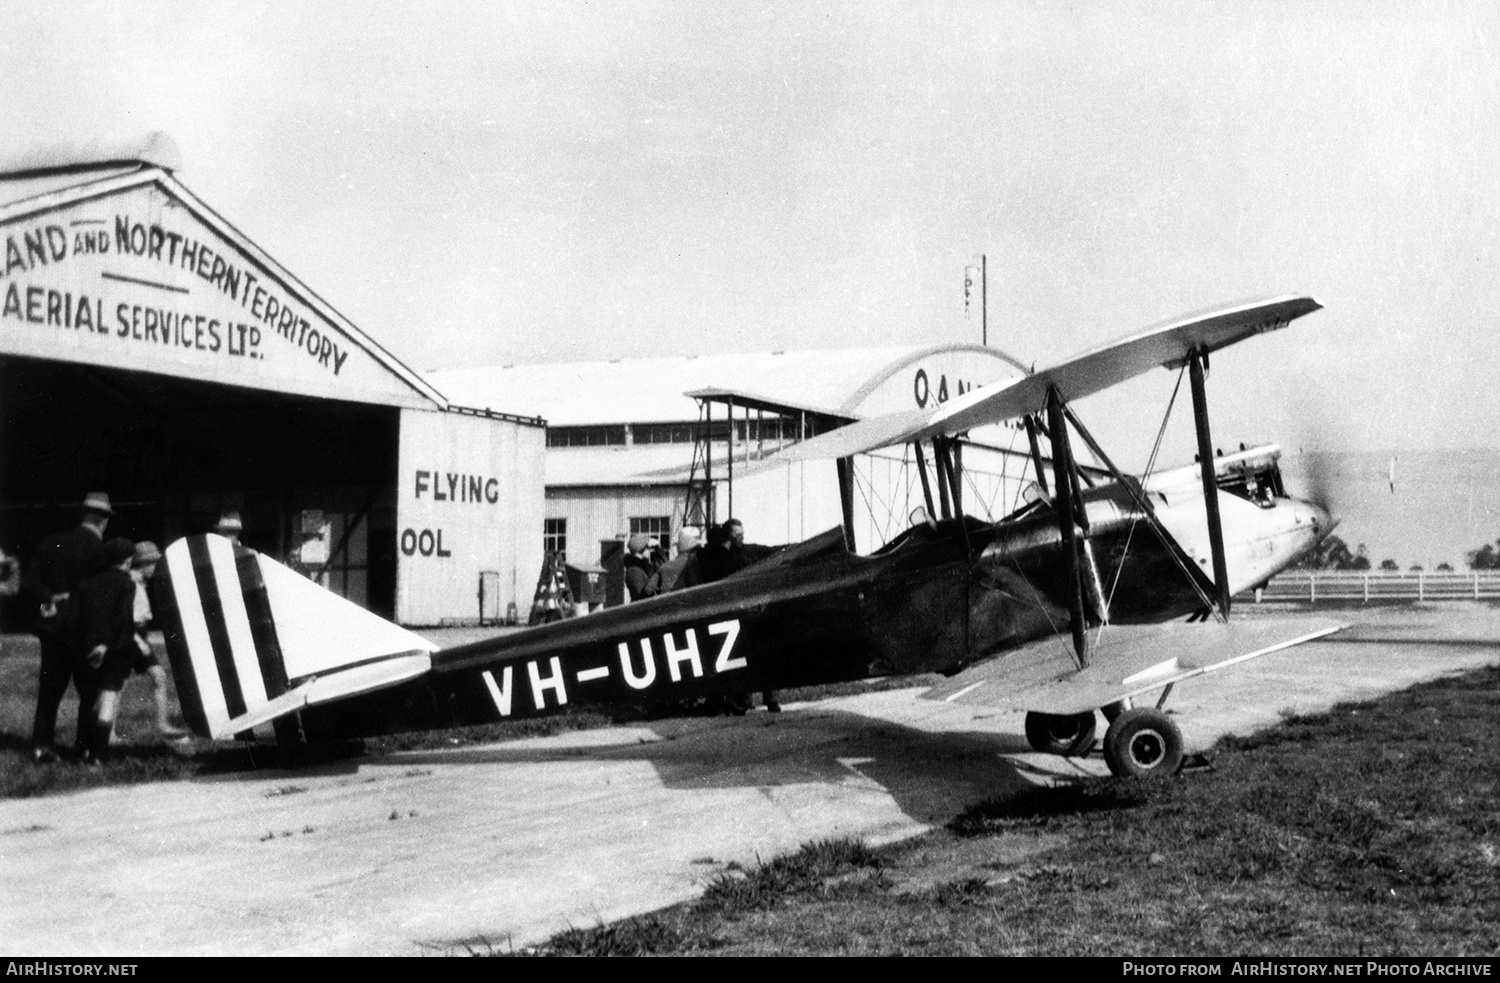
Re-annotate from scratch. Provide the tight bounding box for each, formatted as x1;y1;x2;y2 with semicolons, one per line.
933;436;974;557
952;440;965;510
912;441;938;520
1045;386;1090;668
933;441;953;519
934;437;963;517
1188;349;1232;617
835;457;857;551
1023;415;1050;498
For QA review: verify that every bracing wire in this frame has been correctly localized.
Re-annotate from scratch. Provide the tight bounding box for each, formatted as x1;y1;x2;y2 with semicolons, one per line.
1096;364;1216;617
851;458;885;547
1101;367;1185;608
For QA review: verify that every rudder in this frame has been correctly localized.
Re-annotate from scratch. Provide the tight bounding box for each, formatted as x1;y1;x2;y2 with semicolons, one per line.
155;534;436;741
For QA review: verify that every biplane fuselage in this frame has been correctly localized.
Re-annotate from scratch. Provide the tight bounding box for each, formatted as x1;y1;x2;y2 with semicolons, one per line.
290;449;1330;742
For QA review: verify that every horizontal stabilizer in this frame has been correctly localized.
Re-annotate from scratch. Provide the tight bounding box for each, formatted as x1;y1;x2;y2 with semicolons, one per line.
923;615;1344;717
253;550;437;675
779;296;1321;461
215;653;434;737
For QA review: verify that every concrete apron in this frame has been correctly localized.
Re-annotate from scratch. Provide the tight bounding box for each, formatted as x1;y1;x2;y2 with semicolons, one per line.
1;603;1495;956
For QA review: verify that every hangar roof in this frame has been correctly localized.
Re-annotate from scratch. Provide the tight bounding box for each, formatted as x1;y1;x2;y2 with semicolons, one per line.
0;132;184;179
544;442;694;487
428;344;1028;427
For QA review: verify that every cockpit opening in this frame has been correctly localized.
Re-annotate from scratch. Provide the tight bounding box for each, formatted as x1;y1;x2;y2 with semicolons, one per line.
1214;444;1286;508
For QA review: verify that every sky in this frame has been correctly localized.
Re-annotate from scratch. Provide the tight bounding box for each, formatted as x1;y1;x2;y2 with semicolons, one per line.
5;0;1499;465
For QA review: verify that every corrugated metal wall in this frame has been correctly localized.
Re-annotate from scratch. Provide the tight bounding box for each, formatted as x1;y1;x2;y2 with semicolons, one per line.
545;486;684;566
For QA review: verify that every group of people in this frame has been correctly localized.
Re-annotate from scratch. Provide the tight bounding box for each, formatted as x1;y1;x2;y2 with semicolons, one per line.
623;518;780;714
623;517;777;600
23;492;189;765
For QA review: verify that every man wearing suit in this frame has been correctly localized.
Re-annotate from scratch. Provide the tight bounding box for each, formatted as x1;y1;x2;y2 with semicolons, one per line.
24;492;111;762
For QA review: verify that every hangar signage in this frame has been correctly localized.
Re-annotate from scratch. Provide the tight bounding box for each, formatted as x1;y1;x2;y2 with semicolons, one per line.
846;347;1025;417
0;183;432;407
396;408;545;626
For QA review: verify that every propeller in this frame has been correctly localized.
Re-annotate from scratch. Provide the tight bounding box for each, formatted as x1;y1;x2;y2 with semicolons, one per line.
1299;448;1340;516
1284;413;1345;519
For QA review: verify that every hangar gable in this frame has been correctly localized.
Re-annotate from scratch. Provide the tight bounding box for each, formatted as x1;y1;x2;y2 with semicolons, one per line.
0;157;444;409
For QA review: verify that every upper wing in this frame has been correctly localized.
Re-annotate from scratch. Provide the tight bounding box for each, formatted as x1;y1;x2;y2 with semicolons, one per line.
922;615;1344;717
778;295;1321;462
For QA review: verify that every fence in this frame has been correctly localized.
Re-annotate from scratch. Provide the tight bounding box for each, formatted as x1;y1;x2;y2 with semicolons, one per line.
1248;571;1500;603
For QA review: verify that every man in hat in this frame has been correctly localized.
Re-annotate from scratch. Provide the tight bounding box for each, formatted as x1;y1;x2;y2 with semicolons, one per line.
64;537;139;764
126;541;187;740
724;519;781;712
684;520;782;714
623;533;659;601
22;492;111;762
215;510;243;546
652;527;702;594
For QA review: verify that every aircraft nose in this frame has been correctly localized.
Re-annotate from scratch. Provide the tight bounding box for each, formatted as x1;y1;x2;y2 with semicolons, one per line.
1292;498;1338;541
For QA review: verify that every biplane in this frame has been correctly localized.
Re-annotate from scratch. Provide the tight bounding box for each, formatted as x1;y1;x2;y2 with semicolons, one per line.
154;295;1340;778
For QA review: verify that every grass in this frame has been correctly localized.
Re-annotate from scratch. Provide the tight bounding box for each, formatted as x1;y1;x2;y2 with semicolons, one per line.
0;633;929;798
508;664;1500;956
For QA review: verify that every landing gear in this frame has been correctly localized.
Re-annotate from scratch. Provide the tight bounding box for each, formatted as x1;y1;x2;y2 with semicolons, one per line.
1102;707;1184;777
1024;711;1098;756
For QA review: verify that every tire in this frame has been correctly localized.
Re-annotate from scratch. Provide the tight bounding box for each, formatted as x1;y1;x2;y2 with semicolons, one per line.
1103;707;1184;777
1024;711;1098;756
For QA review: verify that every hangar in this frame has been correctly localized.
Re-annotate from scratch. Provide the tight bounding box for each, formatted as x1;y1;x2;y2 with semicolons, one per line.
430;343;1034;571
0;135;544;627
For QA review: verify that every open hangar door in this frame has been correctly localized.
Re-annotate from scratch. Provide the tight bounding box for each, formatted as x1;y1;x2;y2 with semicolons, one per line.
0;354;402;620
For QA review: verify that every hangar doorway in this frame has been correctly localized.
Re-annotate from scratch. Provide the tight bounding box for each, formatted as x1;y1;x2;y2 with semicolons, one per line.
0;354;401;619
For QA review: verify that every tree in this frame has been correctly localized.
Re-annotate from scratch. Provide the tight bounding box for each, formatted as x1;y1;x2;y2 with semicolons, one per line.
1291;534;1350;570
1291;534;1371;571
1379;559;1399;571
1467;540;1500;571
1437;562;1454;572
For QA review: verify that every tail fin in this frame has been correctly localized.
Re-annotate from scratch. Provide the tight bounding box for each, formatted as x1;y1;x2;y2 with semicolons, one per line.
155;534;437;741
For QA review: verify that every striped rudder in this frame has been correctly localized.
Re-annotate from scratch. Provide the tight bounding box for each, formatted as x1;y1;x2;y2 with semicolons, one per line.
156;534;437;741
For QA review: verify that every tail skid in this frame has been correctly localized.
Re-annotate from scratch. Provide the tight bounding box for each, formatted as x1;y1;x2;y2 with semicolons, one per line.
156;534;436;741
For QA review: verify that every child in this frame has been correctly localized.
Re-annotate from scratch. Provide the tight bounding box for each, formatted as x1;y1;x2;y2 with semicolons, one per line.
127;541;188;740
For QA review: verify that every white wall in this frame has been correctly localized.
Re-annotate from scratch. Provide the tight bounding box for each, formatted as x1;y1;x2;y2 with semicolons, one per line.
396;409;545;625
545;486;686;566
542;442;1038;562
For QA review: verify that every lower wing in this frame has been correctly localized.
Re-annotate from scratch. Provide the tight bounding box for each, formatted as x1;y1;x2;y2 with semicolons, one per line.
924;616;1345;716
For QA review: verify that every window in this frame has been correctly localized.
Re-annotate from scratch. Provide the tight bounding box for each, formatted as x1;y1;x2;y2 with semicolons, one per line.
631;423;697;444
543;518;567;561
546;425;627;448
629;516;672;552
733;418;784;443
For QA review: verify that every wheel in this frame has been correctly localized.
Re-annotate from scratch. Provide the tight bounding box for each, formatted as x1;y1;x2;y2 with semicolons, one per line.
1103;708;1184;777
1024;711;1098;756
